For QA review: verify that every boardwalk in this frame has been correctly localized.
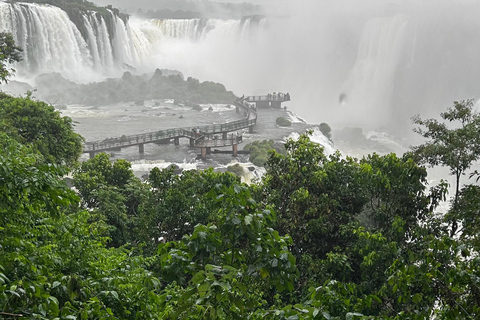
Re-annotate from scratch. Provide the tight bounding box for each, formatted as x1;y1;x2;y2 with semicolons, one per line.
83;98;258;159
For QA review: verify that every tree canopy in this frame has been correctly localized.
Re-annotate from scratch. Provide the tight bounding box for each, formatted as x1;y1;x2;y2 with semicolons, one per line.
0;92;83;166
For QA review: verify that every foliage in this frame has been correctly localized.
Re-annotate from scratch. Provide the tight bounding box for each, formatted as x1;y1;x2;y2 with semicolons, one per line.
276;117;291;127
244;139;279;167
137;167;240;253
156;184;298;318
72;153;142;247
0;32;22;84
4;96;480;319
0;92;83;166
411;99;480;236
0;134;162;319
42;72;237;105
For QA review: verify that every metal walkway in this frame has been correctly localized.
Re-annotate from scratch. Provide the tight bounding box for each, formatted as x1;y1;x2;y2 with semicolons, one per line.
82;98;257;158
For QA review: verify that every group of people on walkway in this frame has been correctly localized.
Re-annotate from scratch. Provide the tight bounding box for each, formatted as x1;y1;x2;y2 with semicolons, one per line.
267;92;290;101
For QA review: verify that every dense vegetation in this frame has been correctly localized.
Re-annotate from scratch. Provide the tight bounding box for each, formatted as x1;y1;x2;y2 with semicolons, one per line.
3;36;480;320
37;70;237;106
3;95;480;319
244;139;286;167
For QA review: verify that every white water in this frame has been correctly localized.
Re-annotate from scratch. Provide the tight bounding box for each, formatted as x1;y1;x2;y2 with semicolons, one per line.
285;127;336;157
0;1;262;83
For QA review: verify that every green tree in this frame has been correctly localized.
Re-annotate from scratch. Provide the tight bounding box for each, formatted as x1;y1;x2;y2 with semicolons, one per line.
156;183;298;318
0;92;83;166
411;99;480;236
0;32;22;84
137;167;239;252
0;134;165;320
73;153;141;246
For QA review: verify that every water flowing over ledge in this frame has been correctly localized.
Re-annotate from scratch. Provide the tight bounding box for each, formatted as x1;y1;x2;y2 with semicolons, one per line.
0;1;265;83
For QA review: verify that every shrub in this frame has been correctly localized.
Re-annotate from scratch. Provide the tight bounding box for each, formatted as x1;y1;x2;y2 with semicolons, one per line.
252;156;268;167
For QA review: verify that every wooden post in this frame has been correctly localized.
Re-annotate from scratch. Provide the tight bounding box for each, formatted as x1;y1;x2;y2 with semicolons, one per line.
249;126;254;133
201;147;207;160
232;144;238;157
190;138;194;147
174;137;180;146
206;147;211;155
89;152;95;159
139;143;145;153
223;132;228;140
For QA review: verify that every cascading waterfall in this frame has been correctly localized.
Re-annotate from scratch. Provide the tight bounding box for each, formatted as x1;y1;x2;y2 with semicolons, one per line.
0;1;261;83
0;2;93;80
342;14;411;124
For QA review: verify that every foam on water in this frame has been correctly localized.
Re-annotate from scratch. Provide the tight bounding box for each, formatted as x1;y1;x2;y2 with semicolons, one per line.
130;159;198;173
365;130;408;154
285;127;336;156
286;111;307;124
219;161;267;185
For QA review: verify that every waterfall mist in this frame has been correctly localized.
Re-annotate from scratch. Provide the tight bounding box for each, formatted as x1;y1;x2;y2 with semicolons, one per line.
115;0;480;131
2;0;480;133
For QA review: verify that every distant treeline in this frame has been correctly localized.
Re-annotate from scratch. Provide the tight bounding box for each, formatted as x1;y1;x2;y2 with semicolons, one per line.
35;69;237;105
110;0;264;19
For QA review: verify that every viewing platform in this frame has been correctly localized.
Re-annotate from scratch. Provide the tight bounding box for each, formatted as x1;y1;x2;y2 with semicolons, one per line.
245;92;290;109
82;96;260;160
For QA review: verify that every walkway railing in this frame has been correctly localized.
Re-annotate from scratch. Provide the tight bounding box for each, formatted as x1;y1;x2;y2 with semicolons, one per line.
195;133;243;148
246;94;290;102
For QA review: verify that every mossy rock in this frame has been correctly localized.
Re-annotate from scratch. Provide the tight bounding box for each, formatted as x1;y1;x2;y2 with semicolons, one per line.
276;117;291;127
227;164;245;177
319;122;332;138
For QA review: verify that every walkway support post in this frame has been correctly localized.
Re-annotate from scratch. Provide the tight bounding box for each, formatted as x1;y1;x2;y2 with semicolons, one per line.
206;147;211;155
89;152;95;159
139;143;145;154
223;132;228;140
232;144;238;157
201;147;207;160
174;137;180;146
190;139;194;147
249;126;254;133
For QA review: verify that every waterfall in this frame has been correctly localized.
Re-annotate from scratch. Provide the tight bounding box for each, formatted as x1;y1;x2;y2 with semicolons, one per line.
0;1;261;83
342;14;411;124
